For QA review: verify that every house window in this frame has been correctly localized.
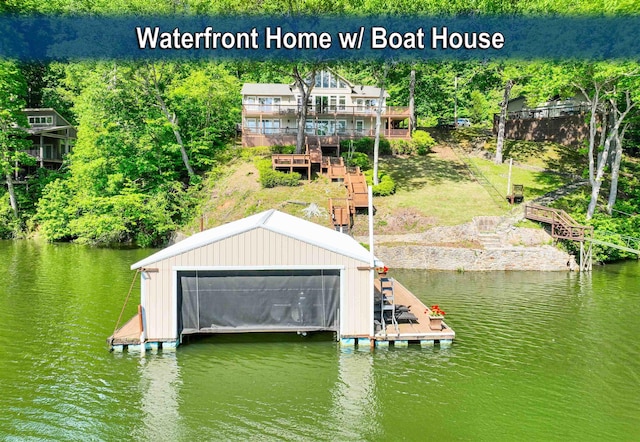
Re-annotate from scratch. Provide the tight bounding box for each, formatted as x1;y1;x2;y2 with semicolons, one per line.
305;121;315;135
329;96;337;112
28;116;54;126
244;96;257;112
314;96;329;113
310;120;342;136
338;96;346;111
43;144;60;160
313;71;346;89
258;97;281;112
356;120;364;134
245;118;257;133
262;119;280;134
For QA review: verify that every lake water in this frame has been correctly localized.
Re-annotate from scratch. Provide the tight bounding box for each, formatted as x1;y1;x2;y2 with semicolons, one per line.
1;240;638;440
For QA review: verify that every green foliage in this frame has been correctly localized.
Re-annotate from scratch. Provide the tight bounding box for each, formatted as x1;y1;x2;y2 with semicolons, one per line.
255;158;300;188
468;90;490;124
0;191;21;238
552;185;640;263
340;137;392;156
389;131;435;155
341;151;371;170
271;144;296;154
389;139;413;155
240;146;272;159
412;130;436;155
364;169;396;196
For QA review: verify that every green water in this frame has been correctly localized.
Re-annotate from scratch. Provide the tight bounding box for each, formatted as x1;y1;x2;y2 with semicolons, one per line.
1;240;639;440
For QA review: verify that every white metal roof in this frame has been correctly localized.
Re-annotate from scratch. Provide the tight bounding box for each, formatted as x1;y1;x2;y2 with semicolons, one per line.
131;209;376;270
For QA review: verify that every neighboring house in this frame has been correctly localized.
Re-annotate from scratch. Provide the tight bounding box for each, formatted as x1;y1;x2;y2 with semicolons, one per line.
19;108;76;178
494;94;590;145
241;70;411;148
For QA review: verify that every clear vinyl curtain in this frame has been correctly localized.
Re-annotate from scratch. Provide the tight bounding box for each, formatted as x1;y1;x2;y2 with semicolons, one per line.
178;270;339;333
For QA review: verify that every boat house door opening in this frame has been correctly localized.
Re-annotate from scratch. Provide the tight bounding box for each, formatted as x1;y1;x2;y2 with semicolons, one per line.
178;269;340;335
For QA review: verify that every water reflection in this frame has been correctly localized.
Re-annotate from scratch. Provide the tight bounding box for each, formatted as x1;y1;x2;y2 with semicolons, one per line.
134;353;182;441
331;348;380;439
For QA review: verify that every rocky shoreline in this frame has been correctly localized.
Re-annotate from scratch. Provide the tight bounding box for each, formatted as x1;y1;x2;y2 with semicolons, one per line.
359;216;577;271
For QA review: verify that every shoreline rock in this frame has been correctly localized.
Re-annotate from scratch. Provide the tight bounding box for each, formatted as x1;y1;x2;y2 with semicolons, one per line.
358;216;577;271
374;244;575;271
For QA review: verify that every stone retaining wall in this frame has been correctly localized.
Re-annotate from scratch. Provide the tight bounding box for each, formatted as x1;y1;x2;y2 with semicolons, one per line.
376;244;575;271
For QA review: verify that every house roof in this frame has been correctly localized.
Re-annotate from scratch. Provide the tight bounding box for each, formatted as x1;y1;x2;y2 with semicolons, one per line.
131;209;378;270
241;83;295;96
351;85;390;98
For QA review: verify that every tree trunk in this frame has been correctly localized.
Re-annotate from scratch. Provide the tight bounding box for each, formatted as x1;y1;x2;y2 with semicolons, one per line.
606;92;634;215
409;67;416;135
607;130;623;214
5;173;18;218
586;92;634;220
373;64;388;186
293;66;316;154
144;63;195;179
495;79;514;164
161;104;195;179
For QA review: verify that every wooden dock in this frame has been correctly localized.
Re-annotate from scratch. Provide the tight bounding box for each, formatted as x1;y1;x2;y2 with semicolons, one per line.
108;306;142;346
374;278;455;344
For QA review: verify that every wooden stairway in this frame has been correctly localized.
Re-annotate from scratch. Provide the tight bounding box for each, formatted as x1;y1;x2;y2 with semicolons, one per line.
524;204;593;241
328;166;371;231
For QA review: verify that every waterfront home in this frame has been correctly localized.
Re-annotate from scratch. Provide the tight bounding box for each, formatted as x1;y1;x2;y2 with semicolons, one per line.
19;108;76;177
241;70;411;148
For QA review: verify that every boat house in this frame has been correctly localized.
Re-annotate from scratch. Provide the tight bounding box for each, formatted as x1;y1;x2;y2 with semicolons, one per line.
109;210;454;350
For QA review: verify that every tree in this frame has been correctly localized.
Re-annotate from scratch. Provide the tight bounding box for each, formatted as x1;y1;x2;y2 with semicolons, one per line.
291;65;317;154
409;66;416;134
494;78;513;164
570;62;639;219
0;61;30;220
372;63;389;185
137;62;196;180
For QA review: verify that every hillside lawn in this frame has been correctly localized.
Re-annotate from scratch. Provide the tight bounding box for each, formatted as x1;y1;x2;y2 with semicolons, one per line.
184;139;573;236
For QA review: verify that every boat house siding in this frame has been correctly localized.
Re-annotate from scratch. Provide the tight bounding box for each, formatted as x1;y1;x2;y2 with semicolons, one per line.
132;210;373;345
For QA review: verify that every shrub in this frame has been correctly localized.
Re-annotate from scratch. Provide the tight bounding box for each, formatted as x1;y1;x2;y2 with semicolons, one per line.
412;130;436;155
340;137;392;156
341;151;371;170
255;158;300;188
240;146;272;159
390;139;413;155
271;144;296;154
364;170;396;196
260;169;301;188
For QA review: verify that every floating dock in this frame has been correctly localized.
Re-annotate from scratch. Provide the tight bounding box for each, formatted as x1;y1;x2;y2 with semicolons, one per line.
373;278;455;346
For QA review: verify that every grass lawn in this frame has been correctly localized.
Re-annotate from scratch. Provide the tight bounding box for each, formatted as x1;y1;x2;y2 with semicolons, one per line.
358;149;507;233
467;157;571;201
183;157;348;235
